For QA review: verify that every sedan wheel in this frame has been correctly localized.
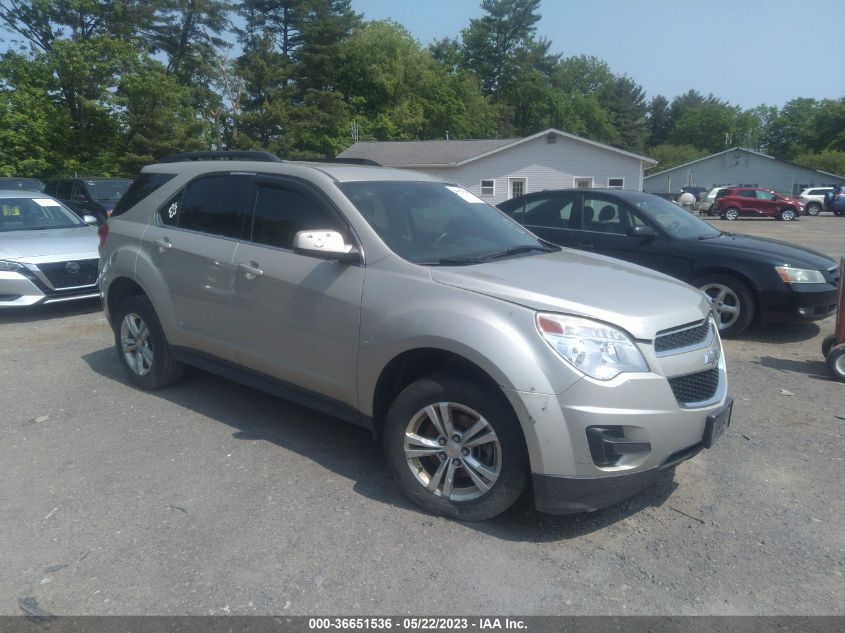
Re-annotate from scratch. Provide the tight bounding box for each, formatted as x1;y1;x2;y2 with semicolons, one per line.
697;274;755;338
120;313;153;376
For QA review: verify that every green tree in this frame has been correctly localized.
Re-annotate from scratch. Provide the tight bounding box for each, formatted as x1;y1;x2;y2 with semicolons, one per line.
599;75;648;152
647;94;670;146
645;144;707;174
793;149;845;177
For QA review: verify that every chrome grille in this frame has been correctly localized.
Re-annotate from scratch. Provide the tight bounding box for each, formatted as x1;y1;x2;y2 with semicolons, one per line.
36;259;98;289
655;320;710;354
668;368;719;406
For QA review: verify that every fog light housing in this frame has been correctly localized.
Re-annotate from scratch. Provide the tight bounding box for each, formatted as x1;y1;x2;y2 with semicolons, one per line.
586;426;651;467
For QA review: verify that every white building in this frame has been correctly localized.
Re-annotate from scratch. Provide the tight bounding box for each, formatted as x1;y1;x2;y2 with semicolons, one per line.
337;128;657;205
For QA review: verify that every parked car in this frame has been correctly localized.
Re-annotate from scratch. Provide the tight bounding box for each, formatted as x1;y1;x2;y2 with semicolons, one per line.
824;185;845;216
696;185;733;215
797;186;834;216
0;177;45;192
99;152;731;520
498;189;839;338
44;177;133;225
711;187;804;220
0;191;100;307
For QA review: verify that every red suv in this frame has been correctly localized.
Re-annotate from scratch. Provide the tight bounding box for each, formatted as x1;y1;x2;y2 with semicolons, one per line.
711;187;805;221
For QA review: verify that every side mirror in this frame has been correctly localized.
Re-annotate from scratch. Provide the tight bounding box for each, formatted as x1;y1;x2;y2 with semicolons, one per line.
293;230;359;263
628;225;658;238
82;214;98;225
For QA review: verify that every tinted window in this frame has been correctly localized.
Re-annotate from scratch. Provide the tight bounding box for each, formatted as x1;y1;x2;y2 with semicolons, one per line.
71;182;88;202
87;179;132;202
738;190;756;198
159;190;183;227
56;181;73;198
580;197;642;234
250;185;341;249
113;173;176;217
178;174;255;238
517;195;575;228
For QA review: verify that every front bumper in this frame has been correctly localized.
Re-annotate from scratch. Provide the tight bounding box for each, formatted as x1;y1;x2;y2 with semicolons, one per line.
759;284;838;323
0;269;99;307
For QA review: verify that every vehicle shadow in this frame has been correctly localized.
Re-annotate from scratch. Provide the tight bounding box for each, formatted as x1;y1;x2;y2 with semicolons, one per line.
756;356;834;381
0;298;101;324
737;321;822;343
83;346;681;543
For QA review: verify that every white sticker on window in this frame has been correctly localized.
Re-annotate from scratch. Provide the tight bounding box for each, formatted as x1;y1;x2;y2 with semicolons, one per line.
446;186;485;204
32;198;61;207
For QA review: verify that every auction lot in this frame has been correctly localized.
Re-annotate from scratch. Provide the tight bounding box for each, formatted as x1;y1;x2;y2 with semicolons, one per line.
1;215;843;616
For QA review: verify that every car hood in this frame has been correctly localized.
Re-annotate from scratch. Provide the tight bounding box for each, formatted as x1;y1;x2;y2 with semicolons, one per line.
710;233;836;269
429;250;711;340
0;226;99;262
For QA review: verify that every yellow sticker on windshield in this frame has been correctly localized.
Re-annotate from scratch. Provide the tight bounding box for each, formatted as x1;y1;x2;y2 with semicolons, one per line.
2;206;21;216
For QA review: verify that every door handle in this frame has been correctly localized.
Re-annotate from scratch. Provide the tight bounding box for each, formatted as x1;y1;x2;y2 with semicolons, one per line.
237;262;264;279
153;238;172;252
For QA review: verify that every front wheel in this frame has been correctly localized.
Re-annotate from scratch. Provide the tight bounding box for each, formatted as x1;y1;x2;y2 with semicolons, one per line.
806;202;821;216
113;295;185;389
383;373;528;520
827;344;845;382
834;208;845;217
778;207;796;221
697;274;755;338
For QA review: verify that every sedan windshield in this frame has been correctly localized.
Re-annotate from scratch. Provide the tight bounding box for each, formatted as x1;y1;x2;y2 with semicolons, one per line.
87;179;132;202
628;193;721;239
338;181;554;264
0;197;84;232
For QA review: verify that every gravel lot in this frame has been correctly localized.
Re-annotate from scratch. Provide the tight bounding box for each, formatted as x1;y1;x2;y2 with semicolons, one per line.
1;215;843;616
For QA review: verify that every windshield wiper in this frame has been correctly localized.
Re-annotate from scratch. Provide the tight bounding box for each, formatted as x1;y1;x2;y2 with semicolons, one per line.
480;244;557;260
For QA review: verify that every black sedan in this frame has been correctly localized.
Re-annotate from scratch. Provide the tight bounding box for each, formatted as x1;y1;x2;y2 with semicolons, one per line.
498;189;839;337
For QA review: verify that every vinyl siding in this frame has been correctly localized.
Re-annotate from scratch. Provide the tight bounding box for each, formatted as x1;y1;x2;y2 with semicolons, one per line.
402;135;645;205
644;150;845;195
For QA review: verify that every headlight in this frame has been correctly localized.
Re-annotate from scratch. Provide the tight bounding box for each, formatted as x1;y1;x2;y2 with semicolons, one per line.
536;313;649;380
775;266;825;284
0;260;24;272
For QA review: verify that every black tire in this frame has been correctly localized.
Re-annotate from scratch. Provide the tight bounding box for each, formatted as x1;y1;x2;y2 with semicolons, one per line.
834;208;845;217
383;372;528;521
723;207;739;221
822;333;838;358
113;295;185;390
826;344;845;382
806;202;821;216
778;207;797;221
697;274;755;338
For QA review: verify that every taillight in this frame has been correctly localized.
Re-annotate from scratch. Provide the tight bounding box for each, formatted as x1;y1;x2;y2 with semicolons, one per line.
97;222;109;257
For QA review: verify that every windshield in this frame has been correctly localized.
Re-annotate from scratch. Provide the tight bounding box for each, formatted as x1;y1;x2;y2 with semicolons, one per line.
0;178;44;192
0;197;84;232
628;193;721;239
87;179;132;202
338;181;553;264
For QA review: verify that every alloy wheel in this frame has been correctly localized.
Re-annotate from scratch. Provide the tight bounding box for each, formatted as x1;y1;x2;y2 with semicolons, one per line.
403;402;501;501
120;312;153;376
701;283;741;330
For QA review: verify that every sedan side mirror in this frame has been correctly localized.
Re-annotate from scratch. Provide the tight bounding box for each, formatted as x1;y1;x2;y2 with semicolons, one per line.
628;225;658;238
82;214;98;225
293;230;359;263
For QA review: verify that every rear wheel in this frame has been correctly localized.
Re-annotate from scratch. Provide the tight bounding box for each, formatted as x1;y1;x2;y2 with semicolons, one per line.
697;274;755;338
383;373;528;520
722;207;739;221
778;207;796;221
826;344;845;382
834;208;845;217
113;295;185;389
806;202;821;216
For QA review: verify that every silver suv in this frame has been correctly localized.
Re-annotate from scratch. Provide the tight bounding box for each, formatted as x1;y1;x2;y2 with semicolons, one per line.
99;152;732;520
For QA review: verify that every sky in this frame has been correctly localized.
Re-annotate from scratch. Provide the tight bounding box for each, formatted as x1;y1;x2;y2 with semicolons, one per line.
350;0;844;109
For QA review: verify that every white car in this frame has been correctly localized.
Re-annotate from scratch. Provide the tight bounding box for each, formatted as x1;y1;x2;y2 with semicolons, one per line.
697;186;733;215
797;187;834;216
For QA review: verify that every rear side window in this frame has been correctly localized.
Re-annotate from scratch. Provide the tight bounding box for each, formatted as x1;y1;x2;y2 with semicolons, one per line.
113;173;176;217
56;181;73;198
250;185;342;250
177;174;255;239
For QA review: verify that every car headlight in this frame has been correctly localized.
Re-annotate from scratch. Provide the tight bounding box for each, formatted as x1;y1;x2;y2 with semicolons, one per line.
0;260;24;272
775;266;825;284
536;313;649;380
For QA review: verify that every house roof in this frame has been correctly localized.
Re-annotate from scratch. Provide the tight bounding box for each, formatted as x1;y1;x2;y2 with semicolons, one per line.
644;147;845;181
337;128;657;168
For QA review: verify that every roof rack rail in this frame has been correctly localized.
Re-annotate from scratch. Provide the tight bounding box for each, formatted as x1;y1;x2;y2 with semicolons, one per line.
158;151;283;163
296;157;382;167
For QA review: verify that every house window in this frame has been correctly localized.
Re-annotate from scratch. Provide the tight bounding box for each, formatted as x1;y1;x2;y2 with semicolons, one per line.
608;178;624;189
509;178;526;199
480;180;495;196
